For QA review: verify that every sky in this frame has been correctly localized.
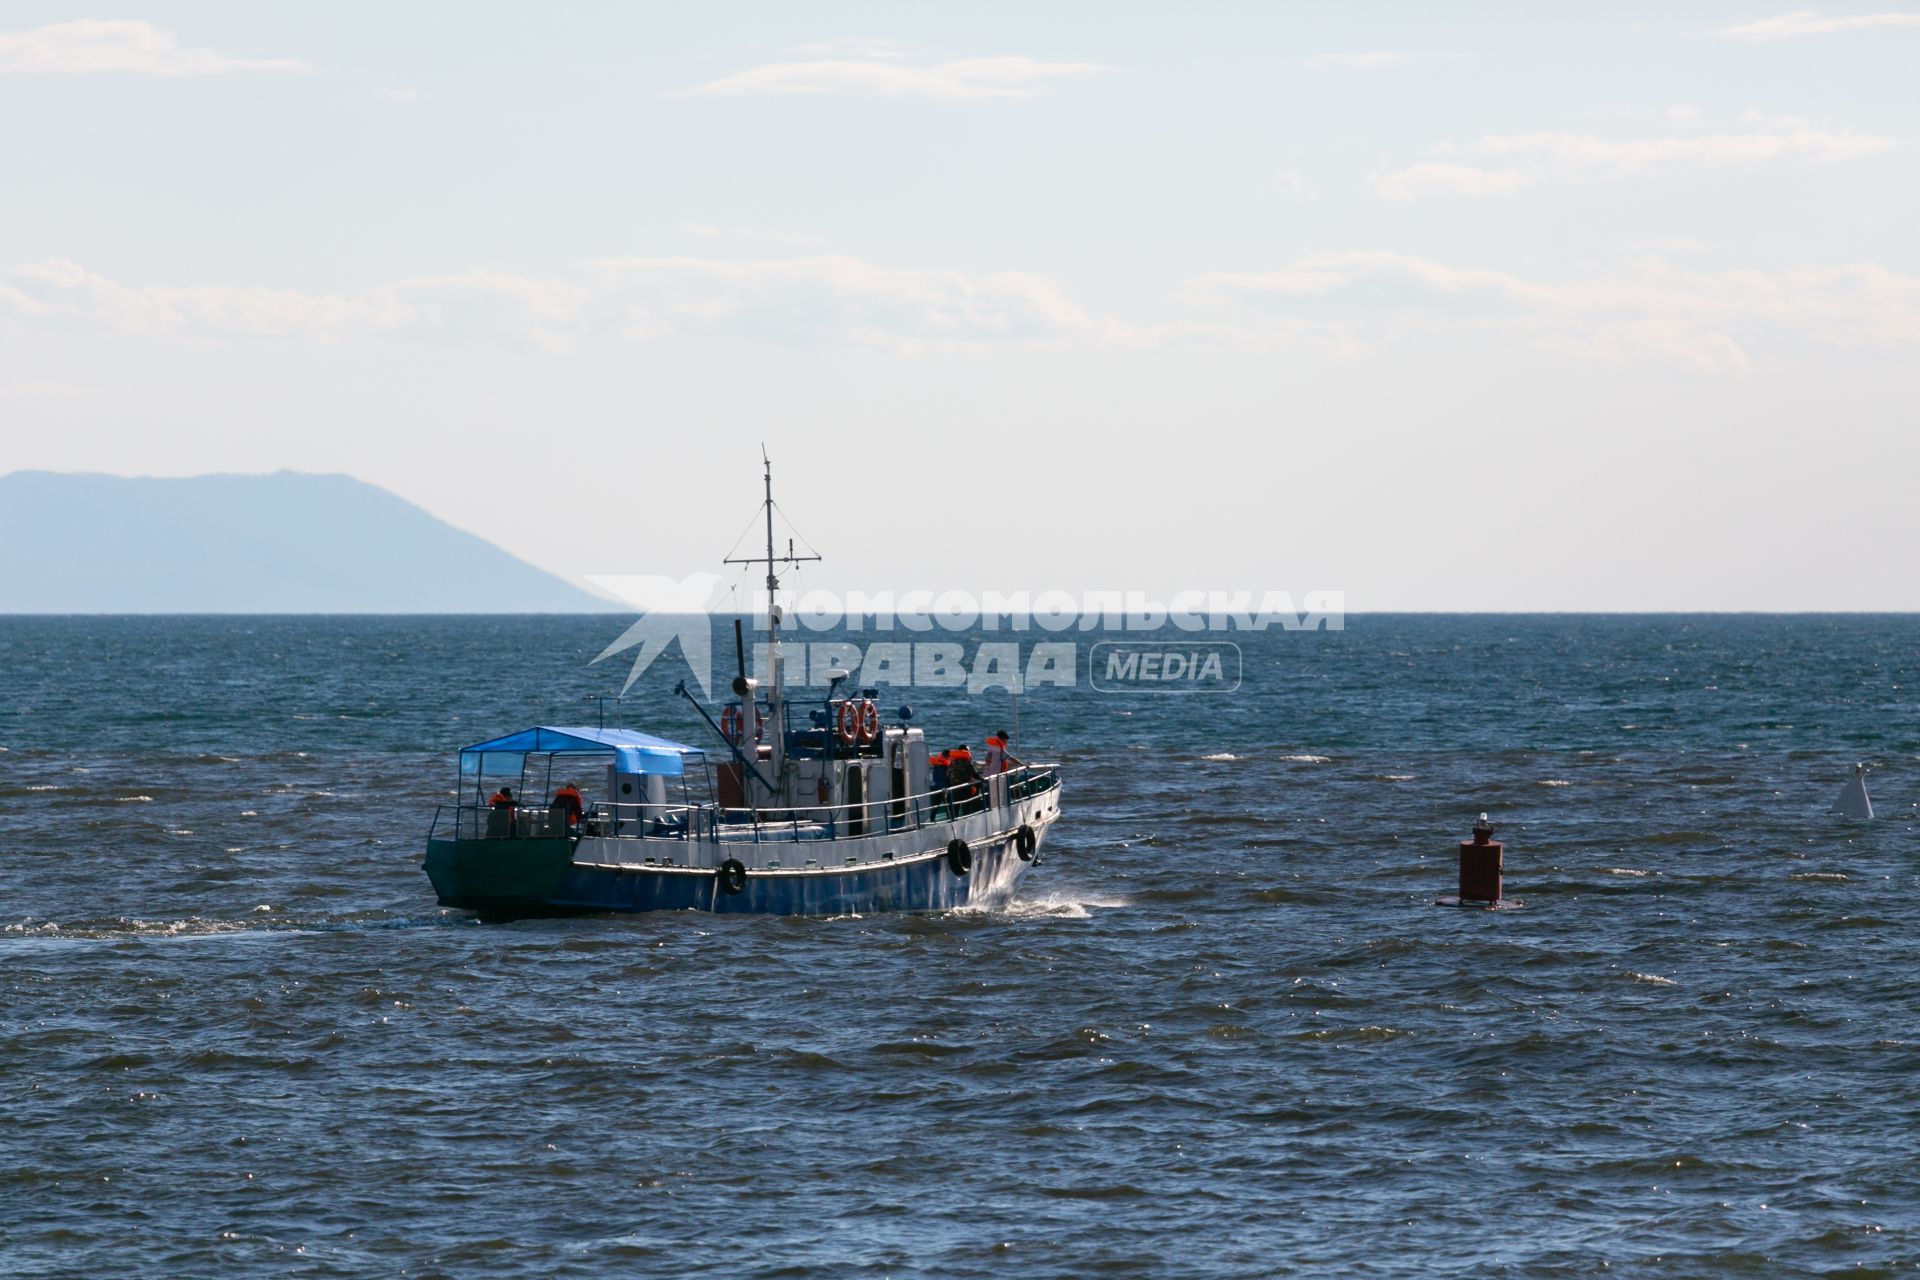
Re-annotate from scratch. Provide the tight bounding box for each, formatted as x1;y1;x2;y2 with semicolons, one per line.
2;2;1917;610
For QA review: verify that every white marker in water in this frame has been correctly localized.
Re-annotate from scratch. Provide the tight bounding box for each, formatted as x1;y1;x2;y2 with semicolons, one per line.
1832;763;1873;820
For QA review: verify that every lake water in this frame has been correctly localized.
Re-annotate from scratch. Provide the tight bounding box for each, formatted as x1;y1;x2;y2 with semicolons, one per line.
2;615;1916;1276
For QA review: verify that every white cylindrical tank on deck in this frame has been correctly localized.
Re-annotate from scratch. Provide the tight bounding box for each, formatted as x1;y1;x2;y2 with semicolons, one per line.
903;728;928;802
610;769;647;833
736;677;760;745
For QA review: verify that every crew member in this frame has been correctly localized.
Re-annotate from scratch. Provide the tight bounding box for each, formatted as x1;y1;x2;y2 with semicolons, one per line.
553;781;584;829
982;733;1006;775
995;729;1022;772
947;744;979;814
489;786;515;810
928;750;950;794
947;744;976;787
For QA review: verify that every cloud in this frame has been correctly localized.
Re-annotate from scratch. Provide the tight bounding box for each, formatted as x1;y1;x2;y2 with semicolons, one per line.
681;223;820;248
0;19;306;75
1718;9;1920;40
0;259;578;343
1473;123;1896;172
1274;169;1323;201
0;255;1112;351
583;255;1100;345
1191;250;1920;372
1373;120;1896;198
784;37;913;60
11;251;1919;372
1371;162;1532;200
1304;51;1411;69
689;54;1107;98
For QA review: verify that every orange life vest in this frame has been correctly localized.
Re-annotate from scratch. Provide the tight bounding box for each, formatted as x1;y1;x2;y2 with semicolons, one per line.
947;747;976;786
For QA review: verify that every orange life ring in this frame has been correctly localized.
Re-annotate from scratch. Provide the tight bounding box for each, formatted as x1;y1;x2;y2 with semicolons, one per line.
720;703;760;745
857;699;881;744
835;699;860;745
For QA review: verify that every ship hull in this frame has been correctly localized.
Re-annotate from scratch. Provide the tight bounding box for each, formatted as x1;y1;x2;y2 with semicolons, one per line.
425;806;1056;921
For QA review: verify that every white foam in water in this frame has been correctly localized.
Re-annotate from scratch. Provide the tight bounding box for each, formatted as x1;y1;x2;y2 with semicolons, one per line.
1625;971;1678;987
993;893;1130;920
1279;754;1331;764
1201;752;1240;762
1538;779;1572;787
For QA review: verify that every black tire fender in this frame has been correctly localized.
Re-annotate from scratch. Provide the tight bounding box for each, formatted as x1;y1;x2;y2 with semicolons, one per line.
946;838;972;877
1015;825;1037;861
717;858;747;895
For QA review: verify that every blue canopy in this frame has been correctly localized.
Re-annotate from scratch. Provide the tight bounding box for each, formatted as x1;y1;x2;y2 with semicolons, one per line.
459;725;699;777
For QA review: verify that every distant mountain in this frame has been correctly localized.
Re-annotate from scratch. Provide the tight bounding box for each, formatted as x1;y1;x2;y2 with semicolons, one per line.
0;471;620;612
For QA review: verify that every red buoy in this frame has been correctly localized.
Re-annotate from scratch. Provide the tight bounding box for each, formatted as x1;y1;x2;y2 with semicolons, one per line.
1435;812;1522;910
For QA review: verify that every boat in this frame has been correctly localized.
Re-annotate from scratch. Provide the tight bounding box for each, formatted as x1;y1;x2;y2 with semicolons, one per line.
422;456;1063;919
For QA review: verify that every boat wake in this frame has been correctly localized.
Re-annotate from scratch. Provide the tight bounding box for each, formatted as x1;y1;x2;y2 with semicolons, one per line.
1;912;476;944
985;892;1130;921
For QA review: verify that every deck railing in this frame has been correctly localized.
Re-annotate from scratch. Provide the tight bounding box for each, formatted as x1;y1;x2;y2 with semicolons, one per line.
706;763;1061;843
428;764;1060;845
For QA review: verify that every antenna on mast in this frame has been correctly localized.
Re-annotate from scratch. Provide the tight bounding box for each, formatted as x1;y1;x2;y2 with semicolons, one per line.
719;448;821;806
722;446;821;633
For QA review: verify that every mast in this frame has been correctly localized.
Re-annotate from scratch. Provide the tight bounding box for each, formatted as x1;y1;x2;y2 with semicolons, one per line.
722;448;819;801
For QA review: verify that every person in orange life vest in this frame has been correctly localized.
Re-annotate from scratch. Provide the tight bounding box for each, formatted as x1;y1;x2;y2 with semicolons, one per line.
995;729;1022;771
983;731;1023;775
947;745;980;814
553;781;584;829
947;745;977;787
928;751;951;793
489;786;515;810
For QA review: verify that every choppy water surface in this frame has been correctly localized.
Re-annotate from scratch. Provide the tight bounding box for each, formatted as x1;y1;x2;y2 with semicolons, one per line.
3;615;1918;1277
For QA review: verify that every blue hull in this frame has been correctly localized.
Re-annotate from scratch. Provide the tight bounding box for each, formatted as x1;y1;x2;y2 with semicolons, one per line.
426;832;1040;920
561;843;1029;916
